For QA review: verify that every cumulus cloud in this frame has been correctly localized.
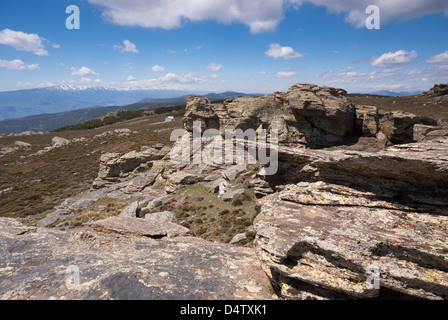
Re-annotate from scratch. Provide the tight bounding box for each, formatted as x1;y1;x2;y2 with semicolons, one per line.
121;72;220;90
319;63;448;92
275;71;297;78
407;65;448;83
370;50;418;67
152;64;166;72
114;39;139;53
206;63;223;72
89;0;285;33
0;58;39;70
426;50;448;64
126;75;136;81
290;0;448;28
0;29;48;56
321;66;403;83
89;0;448;33
37;82;56;88
70;66;99;77
265;43;304;60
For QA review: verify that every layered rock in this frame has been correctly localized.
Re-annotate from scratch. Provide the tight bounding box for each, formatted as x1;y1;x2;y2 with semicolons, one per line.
96;145;170;182
0;217;272;300
378;111;438;144
422;83;448;97
253;139;448;300
184;83;356;148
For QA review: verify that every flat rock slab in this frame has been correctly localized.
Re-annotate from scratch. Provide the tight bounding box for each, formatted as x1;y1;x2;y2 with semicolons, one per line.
0;218;273;300
88;217;194;239
254;194;448;300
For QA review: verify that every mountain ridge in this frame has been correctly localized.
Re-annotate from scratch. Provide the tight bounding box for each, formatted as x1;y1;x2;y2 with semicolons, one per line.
0;90;260;133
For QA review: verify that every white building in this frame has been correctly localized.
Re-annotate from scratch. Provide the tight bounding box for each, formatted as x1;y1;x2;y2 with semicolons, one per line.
165;116;175;122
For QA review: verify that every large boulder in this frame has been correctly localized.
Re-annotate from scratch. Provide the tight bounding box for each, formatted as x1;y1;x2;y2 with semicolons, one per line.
378;111;438;144
89;216;194;239
183;83;357;149
422;83;448;97
97;145;170;181
287;83;355;138
355;105;379;137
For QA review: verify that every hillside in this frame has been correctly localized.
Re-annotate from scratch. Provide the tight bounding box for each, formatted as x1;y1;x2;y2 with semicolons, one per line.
0;91;260;134
0;82;447;300
0;86;198;121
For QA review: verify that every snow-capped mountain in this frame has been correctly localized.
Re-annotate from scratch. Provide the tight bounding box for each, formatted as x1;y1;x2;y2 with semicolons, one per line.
0;86;202;121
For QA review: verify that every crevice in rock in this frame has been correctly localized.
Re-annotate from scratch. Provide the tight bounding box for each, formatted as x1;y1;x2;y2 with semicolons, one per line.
372;242;448;272
270;267;357;300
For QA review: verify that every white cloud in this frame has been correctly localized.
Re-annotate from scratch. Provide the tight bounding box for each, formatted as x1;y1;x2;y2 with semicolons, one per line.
125;62;133;69
89;0;448;34
259;71;268;75
290;0;448;28
329;50;339;54
206;63;222;72
0;58;39;70
195;44;205;50
114;39;139;53
70;66;99;77
52;44;61;49
152;64;166;72
37;82;55;88
16;81;33;88
318;64;448;92
265;43;304;60
275;71;297;78
321;66;403;83
426;50;448;64
126;75;136;81
370;50;418;67
89;0;286;33
80;77;92;84
0;29;48;56
407;65;448;83
121;72;220;90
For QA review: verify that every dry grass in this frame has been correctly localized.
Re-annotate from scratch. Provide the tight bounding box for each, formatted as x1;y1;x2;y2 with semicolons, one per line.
347;94;448;120
152;183;258;246
0;113;182;221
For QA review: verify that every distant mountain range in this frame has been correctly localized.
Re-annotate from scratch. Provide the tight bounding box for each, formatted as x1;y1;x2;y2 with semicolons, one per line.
0;88;259;133
354;90;422;97
0;86;208;122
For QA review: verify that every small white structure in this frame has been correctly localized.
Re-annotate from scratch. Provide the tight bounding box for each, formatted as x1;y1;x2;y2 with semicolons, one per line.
165;116;175;122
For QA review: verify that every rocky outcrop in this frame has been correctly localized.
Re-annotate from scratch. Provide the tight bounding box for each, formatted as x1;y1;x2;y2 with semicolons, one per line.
422;83;448;97
355;105;378;137
253;139;448;300
184;83;356;148
88;216;195;239
378;111;438;144
11;82;448;300
0;217;272;300
95;144;170;183
184;83;447;146
413;124;448;142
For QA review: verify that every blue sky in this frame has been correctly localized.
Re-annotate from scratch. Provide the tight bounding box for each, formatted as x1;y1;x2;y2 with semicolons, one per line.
0;0;447;94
